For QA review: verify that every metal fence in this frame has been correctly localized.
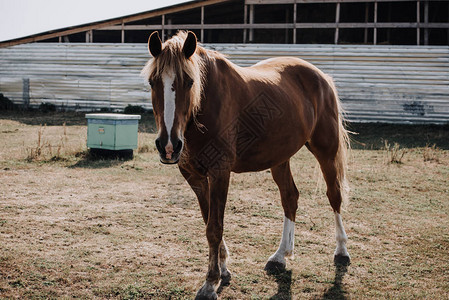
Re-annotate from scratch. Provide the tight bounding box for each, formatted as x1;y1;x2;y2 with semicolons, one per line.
1;43;448;123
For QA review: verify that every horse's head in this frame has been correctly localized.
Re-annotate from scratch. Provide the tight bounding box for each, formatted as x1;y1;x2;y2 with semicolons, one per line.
142;31;203;164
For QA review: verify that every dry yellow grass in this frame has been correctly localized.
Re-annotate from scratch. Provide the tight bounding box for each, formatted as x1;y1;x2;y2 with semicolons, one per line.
1;112;448;299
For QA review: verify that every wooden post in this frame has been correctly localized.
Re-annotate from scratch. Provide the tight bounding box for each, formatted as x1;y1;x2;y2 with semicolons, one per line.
374;1;378;45
201;6;205;42
387;2;391;43
335;2;340;44
167;18;172;38
417;1;420;45
285;8;289;43
22;78;30;109
293;1;297;44
85;30;93;43
162;14;165;42
243;4;248;43
121;21;125;43
364;2;369;44
249;4;254;42
424;0;429;45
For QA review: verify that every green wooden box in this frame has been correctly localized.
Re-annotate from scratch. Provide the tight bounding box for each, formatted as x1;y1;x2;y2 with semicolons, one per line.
85;113;141;150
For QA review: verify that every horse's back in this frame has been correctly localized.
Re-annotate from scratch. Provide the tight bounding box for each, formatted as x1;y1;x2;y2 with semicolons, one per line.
245;55;335;120
247;56;332;101
229;56;339;172
250;56;321;75
249;56;337;117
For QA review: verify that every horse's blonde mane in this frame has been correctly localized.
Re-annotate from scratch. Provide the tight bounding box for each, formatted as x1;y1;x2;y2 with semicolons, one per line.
141;31;216;115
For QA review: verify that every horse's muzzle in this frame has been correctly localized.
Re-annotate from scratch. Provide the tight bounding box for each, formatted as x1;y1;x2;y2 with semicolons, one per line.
155;137;183;164
160;157;179;164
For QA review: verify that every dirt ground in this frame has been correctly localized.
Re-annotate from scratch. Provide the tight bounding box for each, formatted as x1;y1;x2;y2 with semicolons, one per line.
1;111;448;299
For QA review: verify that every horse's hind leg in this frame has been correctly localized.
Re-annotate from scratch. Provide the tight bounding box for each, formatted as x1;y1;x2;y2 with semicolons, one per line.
307;127;350;265
265;160;299;273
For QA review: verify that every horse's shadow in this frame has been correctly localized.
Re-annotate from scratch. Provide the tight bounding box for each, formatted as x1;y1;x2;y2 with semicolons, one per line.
321;260;350;300
216;268;293;299
268;269;293;300
266;259;349;300
263;259;349;300
217;260;347;299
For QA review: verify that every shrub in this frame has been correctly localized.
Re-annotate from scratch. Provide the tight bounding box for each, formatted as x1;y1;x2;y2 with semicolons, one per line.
124;105;146;114
39;102;57;113
423;144;441;163
0;93;15;111
26;123;73;162
383;140;408;164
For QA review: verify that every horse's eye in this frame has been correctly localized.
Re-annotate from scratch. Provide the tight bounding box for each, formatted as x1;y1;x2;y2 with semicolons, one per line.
149;79;155;88
186;79;194;89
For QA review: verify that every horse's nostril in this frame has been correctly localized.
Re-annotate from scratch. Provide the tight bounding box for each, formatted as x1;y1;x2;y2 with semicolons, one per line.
174;140;183;153
155;138;164;153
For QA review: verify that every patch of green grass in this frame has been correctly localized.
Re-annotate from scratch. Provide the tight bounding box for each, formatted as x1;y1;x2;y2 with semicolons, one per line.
8;280;24;288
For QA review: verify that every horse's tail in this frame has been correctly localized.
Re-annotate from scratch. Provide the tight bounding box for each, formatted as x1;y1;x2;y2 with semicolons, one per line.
328;77;350;209
337;107;350;209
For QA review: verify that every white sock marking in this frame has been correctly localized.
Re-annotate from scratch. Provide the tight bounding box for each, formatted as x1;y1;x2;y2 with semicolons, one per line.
268;216;295;265
163;71;176;141
220;239;230;277
334;212;350;257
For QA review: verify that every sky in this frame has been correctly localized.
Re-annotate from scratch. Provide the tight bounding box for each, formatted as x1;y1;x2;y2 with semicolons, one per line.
0;0;189;42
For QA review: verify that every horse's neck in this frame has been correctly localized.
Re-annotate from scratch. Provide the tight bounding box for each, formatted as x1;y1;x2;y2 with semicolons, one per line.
188;55;242;133
202;55;243;102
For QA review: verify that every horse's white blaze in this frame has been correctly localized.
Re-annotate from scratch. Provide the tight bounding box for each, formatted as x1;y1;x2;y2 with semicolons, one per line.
163;71;176;141
334;212;350;257
268;216;295;264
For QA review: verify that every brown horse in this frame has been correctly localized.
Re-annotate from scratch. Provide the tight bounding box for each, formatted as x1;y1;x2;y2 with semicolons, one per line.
142;31;350;299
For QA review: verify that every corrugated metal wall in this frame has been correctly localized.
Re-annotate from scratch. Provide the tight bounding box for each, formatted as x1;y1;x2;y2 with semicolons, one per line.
1;43;448;123
0;44;151;111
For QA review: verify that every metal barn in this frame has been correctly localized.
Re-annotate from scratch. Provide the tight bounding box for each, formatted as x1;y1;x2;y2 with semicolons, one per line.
0;0;448;123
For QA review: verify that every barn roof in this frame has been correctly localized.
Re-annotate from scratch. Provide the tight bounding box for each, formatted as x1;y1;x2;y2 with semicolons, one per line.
1;0;447;47
0;0;227;47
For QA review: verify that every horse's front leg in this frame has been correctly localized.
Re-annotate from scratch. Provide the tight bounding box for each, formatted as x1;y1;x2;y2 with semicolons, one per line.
196;172;230;300
179;166;231;286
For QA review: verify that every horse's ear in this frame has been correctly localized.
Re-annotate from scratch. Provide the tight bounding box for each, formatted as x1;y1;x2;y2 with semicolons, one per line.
182;31;197;59
148;31;162;57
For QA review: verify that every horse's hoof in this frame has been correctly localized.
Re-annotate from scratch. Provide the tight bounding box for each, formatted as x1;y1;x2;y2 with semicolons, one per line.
195;282;218;300
220;270;232;286
264;260;286;275
334;254;350;266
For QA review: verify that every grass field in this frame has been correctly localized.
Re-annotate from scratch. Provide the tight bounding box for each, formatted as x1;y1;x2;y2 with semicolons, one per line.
1;111;448;299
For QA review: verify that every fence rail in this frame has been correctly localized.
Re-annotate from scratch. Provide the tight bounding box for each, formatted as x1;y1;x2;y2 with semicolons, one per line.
1;43;448;123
